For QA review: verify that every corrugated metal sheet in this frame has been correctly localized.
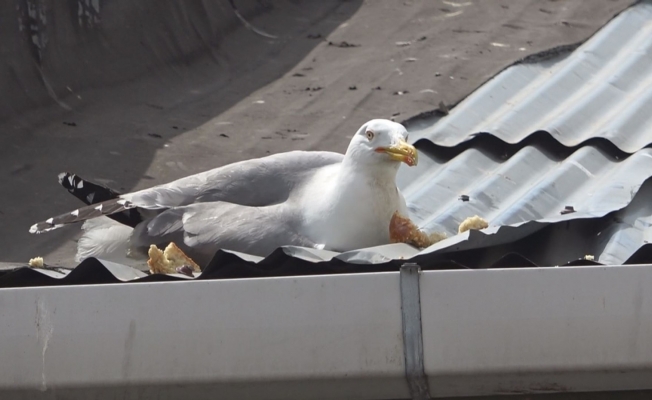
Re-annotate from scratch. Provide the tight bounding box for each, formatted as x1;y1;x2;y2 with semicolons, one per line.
399;144;652;231
392;143;652;264
411;176;652;268
4;0;652;285
406;0;652;153
393;0;652;267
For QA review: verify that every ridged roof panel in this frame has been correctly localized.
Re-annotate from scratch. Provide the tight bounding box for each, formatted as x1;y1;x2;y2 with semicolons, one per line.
407;1;652;153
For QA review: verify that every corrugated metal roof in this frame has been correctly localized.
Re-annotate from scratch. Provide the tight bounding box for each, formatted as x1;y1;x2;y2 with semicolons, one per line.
399;144;652;231
411;176;652;268
396;144;652;266
406;0;652;153
393;0;652;267
4;0;652;286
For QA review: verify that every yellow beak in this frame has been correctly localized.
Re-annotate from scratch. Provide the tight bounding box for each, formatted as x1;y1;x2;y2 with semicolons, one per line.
376;139;418;166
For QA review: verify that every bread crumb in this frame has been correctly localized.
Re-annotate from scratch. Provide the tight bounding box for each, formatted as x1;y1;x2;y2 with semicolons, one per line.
147;243;201;275
389;211;447;248
28;257;44;268
458;215;489;234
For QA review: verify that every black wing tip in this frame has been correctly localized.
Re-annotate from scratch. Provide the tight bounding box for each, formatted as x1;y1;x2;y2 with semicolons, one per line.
58;172;72;184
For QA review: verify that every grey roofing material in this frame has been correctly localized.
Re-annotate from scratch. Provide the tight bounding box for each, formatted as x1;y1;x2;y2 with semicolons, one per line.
390;140;652;264
392;0;652;266
4;1;652;285
406;0;652;153
412;176;652;268
399;144;652;233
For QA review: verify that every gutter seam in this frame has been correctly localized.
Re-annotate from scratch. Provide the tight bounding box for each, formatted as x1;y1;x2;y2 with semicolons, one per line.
400;263;432;400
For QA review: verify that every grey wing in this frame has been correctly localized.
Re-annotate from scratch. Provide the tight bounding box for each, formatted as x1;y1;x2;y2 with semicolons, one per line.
124;151;343;210
30;151;342;234
129;201;317;265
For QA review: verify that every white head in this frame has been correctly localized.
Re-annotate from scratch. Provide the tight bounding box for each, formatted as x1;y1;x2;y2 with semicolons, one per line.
344;119;418;169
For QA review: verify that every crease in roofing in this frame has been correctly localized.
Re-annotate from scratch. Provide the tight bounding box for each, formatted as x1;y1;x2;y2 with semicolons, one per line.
406;0;652;153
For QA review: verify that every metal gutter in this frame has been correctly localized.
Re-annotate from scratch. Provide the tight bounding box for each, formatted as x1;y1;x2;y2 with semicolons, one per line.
421;266;652;397
1;265;651;398
0;272;409;399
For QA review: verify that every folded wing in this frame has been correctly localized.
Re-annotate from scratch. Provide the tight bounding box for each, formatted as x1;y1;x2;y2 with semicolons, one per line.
30;151;343;234
129;201;316;264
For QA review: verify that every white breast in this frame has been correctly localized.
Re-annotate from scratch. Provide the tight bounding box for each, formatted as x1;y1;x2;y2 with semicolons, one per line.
298;164;404;252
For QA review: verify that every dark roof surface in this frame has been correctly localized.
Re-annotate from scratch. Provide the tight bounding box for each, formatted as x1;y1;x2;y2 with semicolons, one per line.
3;1;652;287
2;0;634;266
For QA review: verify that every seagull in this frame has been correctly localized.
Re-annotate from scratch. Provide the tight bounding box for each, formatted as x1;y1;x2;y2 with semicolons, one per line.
30;119;418;266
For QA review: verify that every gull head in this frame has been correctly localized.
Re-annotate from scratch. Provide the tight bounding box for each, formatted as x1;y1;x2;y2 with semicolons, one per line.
345;119;418;168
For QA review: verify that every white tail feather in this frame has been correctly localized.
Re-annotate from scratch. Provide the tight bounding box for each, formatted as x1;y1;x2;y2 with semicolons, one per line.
76;217;144;266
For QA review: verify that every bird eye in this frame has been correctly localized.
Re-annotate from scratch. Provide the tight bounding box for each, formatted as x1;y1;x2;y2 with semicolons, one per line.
366;131;375;140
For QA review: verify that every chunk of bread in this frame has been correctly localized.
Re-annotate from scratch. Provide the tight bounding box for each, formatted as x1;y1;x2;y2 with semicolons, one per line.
389;211;447;248
147;242;201;275
458;215;489;234
28;257;44;268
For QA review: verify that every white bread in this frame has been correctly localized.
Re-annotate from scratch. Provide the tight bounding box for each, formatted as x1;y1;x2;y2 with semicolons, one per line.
389;211;446;248
147;242;201;275
458;215;489;234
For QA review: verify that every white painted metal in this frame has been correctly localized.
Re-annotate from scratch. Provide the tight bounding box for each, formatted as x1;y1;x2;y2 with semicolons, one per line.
1;266;651;399
0;273;408;400
420;266;652;397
